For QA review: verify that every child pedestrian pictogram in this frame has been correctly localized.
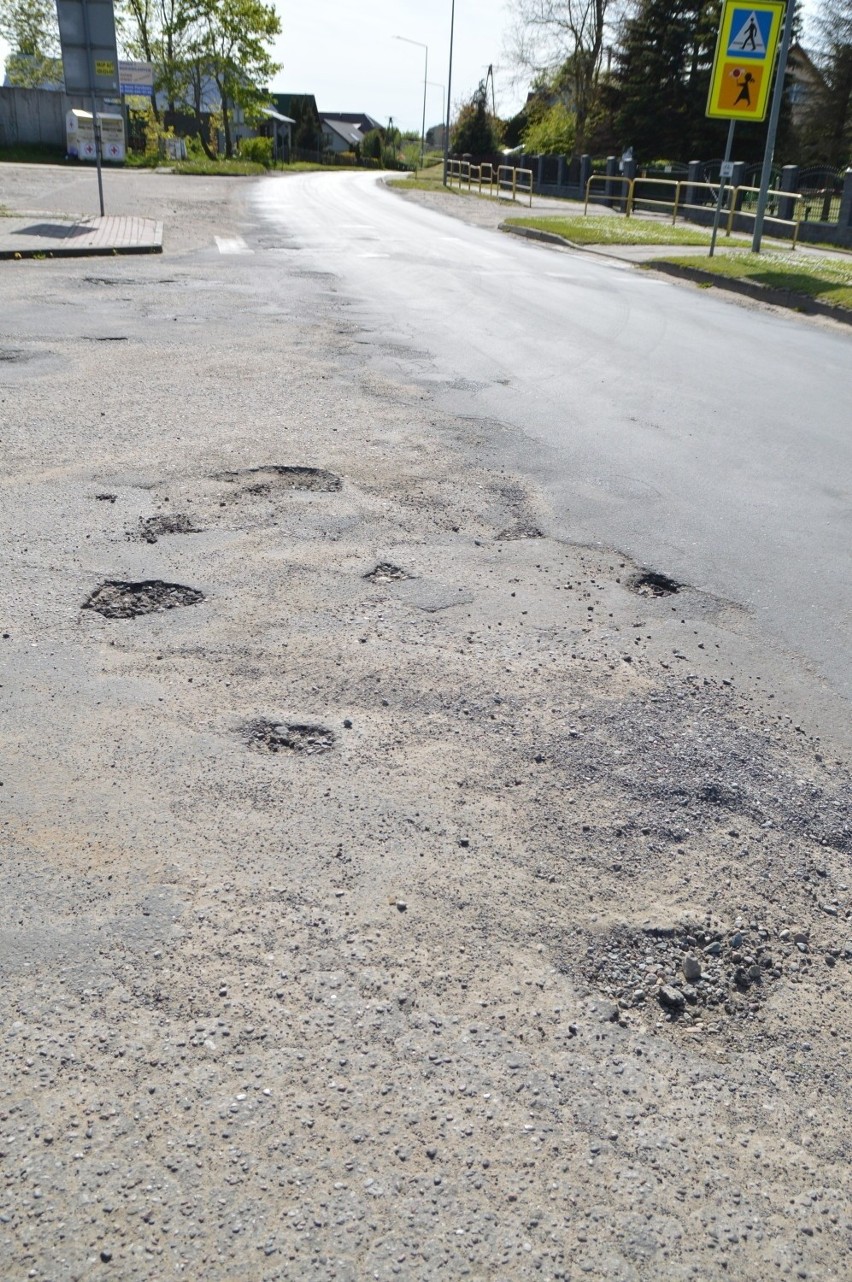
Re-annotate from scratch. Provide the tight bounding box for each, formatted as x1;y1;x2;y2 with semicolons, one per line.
716;62;765;112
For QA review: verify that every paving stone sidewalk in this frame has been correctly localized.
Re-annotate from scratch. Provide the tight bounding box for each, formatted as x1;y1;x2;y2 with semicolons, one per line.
0;213;162;259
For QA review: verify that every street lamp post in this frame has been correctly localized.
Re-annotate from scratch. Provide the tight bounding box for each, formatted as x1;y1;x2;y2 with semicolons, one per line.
394;35;428;169
443;0;456;186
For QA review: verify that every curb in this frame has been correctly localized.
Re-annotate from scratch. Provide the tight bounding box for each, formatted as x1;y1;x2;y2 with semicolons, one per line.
499;221;852;327
639;259;852;327
0;243;163;260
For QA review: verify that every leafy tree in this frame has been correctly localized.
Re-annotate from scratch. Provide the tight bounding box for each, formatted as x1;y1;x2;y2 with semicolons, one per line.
505;0;613;154
118;0;196;118
522;99;577;151
802;0;852;164
360;127;384;161
452;80;502;154
0;0;62;87
290;94;322;153
120;0;280;156
188;0;280;158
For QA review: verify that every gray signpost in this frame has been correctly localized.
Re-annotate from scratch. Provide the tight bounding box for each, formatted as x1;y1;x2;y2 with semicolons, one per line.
55;0;120;215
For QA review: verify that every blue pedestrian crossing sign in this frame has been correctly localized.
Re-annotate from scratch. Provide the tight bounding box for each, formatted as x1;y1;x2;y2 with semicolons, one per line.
727;9;774;57
707;0;785;120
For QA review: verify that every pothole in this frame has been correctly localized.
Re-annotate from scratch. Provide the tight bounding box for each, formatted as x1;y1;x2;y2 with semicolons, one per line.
133;513;203;544
365;562;411;582
246;719;335;755
83;579;204;618
94;493;117;503
630;570;682;597
497;523;544;541
215;465;342;494
585;920;794;1024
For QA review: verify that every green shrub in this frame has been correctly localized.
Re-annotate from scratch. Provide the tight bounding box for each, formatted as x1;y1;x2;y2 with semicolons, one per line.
238;136;273;167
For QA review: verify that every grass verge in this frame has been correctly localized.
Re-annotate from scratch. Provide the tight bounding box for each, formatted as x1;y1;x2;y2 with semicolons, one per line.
386;176;459;195
505;214;742;247
646;250;852;310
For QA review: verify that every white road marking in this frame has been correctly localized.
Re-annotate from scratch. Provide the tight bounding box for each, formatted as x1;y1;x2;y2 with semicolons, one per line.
215;236;253;255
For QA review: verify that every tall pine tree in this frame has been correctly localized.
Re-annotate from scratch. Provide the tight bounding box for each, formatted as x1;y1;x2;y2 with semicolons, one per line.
614;0;722;160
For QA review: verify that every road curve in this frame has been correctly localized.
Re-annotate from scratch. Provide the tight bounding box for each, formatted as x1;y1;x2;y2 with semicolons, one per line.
254;173;851;700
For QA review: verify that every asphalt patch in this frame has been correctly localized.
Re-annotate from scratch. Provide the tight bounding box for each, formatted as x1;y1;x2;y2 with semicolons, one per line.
215;466;342;494
83;580;204;619
630;570;682;597
247;719;335;755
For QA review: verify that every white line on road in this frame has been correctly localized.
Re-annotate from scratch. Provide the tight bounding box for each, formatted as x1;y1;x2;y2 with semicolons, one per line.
215;236;253;255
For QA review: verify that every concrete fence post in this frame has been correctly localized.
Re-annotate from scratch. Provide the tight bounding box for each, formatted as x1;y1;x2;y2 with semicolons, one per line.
839;169;852;227
604;155;618;206
579;154;591;200
685;159;702;208
777;164;799;223
557;155;566;192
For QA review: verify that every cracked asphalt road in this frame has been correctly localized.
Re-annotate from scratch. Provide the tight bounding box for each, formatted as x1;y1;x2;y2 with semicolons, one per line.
0;167;850;1282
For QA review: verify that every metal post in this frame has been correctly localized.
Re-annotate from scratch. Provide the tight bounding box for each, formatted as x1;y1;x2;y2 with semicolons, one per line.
709;119;735;258
752;2;794;253
442;0;455;187
420;46;428;169
80;0;105;216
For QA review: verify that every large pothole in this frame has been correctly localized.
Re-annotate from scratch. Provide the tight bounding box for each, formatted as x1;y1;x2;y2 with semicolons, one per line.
247;719;335;755
83;579;204;619
133;513;203;544
215;465;342;494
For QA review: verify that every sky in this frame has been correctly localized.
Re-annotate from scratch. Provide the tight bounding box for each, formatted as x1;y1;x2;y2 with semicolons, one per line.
1;0;821;136
0;0;526;134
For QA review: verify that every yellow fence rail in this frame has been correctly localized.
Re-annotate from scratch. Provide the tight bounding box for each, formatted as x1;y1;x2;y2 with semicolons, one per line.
584;174;803;246
445;159;532;206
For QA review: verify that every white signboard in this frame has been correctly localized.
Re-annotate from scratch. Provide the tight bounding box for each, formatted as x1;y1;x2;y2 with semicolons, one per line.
119;60;154;96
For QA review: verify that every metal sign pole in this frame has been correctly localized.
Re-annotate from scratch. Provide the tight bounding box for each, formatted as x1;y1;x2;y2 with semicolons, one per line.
751;2;794;253
80;0;106;216
709;119;736;258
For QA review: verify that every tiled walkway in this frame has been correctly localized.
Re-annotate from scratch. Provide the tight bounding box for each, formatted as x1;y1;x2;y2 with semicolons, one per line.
0;215;162;259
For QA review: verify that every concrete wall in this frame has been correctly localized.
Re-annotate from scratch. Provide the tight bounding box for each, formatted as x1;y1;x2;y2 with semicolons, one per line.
0;87;69;148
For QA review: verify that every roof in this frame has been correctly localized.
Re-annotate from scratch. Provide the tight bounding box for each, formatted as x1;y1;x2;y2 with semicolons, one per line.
321;118;363;146
321;112;381;134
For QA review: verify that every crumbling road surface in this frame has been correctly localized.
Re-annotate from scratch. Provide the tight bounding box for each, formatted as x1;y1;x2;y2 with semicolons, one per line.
0;167;850;1282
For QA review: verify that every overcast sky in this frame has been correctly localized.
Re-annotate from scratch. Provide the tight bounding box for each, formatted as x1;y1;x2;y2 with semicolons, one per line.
1;0;820;136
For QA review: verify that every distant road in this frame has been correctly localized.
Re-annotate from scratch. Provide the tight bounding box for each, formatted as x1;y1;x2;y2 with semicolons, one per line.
255;173;851;700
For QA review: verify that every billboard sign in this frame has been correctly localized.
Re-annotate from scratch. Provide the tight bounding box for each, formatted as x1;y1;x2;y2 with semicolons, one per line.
119;60;155;97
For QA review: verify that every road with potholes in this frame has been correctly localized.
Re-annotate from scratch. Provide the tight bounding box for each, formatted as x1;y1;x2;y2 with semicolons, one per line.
0;166;850;1281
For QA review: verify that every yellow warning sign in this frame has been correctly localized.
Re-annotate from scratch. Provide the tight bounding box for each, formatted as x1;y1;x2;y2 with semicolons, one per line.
95;59;116;76
706;0;785;120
